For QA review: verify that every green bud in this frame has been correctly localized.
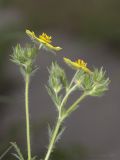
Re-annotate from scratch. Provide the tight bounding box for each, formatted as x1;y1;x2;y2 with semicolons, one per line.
82;67;110;96
48;62;68;94
11;44;38;75
74;70;85;87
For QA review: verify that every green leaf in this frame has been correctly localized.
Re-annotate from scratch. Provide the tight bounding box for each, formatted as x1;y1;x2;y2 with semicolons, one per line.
55;127;65;143
0;145;12;160
31;156;37;160
11;142;24;160
12;153;21;160
48;124;53;142
46;86;59;110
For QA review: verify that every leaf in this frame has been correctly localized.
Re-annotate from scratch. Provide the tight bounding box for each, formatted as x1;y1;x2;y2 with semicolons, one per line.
55;127;65;143
11;153;21;160
48;124;53;142
0;145;12;160
46;86;60;110
10;142;24;160
31;156;37;160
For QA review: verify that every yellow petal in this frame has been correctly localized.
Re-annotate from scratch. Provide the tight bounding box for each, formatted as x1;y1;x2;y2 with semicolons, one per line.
45;43;62;51
63;57;92;74
26;30;62;52
26;29;36;39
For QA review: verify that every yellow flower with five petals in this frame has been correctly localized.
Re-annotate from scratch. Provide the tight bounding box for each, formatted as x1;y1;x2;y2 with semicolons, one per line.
63;57;92;74
26;29;62;52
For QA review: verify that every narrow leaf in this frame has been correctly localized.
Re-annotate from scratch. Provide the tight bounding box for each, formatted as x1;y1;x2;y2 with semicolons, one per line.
10;142;24;160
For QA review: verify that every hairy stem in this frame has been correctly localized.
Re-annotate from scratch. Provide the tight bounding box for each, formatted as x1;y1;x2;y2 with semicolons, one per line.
67;70;79;90
65;93;87;118
25;74;31;160
59;84;78;117
44;118;62;160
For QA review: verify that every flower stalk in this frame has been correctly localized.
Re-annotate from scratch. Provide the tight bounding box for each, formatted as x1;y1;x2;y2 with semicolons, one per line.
11;44;39;160
25;74;31;160
64;93;86;118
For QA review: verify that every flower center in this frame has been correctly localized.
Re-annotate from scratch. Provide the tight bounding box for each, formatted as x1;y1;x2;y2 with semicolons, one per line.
39;33;52;43
75;59;87;67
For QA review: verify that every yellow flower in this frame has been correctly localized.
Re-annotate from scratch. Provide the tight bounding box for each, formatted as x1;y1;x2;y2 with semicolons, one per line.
39;33;52;43
63;57;92;74
26;29;62;51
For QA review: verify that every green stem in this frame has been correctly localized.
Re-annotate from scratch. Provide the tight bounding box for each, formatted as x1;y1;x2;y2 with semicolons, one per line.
58;70;79;116
44;118;62;160
59;84;78;113
25;74;31;160
64;93;87;118
67;70;79;91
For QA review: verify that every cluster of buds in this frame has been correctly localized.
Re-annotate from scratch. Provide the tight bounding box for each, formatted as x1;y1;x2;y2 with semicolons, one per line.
47;61;110;118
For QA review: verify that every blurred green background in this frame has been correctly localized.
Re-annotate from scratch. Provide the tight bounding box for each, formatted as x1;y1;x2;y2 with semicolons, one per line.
0;0;120;160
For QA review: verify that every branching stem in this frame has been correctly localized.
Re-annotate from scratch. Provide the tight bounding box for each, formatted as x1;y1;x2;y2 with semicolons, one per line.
67;70;79;90
43;71;87;160
65;93;86;118
59;84;78;117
